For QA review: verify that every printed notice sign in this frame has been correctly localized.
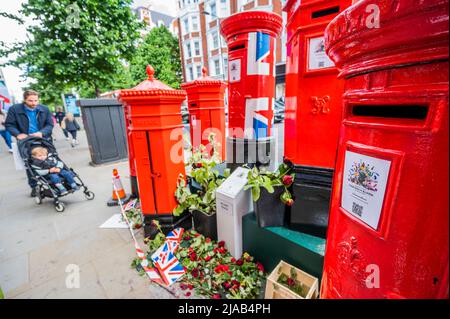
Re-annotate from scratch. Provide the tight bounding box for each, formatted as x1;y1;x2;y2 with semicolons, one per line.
341;151;391;230
229;59;241;82
308;36;334;70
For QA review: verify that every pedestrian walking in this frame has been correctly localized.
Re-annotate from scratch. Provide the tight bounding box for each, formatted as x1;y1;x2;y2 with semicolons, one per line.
62;112;80;147
0;108;13;153
5;89;54;197
54;106;69;140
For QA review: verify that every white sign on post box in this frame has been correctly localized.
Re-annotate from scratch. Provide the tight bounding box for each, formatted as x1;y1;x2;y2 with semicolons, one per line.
216;167;252;258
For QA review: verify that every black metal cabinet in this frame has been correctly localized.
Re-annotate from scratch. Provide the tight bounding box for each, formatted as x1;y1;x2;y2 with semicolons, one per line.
77;99;128;165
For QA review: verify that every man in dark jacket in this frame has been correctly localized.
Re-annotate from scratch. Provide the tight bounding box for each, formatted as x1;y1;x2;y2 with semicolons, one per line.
5;90;54;196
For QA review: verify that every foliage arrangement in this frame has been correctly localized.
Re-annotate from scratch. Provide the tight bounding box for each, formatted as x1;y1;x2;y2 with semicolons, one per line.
244;158;296;205
132;227;266;299
0;0;143;105
276;267;308;298
173;134;230;216
123;207;143;230
129;26;182;89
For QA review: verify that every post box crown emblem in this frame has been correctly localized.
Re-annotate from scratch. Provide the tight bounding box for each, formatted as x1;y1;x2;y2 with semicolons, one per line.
324;0;449;78
181;67;227;90
220;10;283;40
119;65;186;99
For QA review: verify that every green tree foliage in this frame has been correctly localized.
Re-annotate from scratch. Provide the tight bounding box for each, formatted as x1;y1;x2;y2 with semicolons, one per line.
1;0;143;106
129;26;183;89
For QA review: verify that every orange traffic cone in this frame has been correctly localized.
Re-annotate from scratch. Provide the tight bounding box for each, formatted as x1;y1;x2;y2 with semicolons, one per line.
107;168;132;207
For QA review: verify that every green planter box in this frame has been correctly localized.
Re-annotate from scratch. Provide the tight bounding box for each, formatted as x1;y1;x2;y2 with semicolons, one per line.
243;212;325;281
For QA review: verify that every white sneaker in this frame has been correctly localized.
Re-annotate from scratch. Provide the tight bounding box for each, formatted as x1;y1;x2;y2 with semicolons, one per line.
75;140;79;145
8;149;13;153
66;137;70;141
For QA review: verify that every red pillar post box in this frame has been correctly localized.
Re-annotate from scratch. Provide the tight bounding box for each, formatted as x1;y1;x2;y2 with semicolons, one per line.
119;65;191;238
220;11;282;171
283;0;352;238
321;0;449;298
122;103;139;197
181;67;227;160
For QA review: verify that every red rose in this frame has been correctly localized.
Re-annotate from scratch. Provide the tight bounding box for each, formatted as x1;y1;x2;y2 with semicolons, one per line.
194;233;201;237
282;175;293;186
286;199;294;206
185;292;191;297
188;248;193;252
188;284;194;290
190;252;197;261
236;259;243;266
287;278;295;287
218;247;226;254
222;282;231;290
195;163;203;168
180;283;188;290
204;255;212;262
191;268;199;278
212;294;221;299
218;241;225;247
256;262;264;272
205;238;211;243
184;236;191;240
231;280;240;288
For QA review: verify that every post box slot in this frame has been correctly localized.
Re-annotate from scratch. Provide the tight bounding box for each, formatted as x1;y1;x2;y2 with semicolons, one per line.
351;105;428;120
312;6;340;19
190;103;197;107
229;44;246;52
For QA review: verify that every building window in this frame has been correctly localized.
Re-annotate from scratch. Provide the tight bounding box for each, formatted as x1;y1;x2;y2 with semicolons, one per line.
210;2;217;18
194;41;201;56
192;16;199;31
196;65;202;78
223;57;228;77
214;59;220;75
186;43;192;58
212;31;219;49
183;18;189;33
189;66;194;81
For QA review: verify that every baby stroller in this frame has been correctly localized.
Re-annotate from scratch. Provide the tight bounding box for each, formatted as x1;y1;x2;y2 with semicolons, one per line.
18;136;95;212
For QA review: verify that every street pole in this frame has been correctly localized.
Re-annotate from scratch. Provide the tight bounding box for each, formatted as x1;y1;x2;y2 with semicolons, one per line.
201;11;225;80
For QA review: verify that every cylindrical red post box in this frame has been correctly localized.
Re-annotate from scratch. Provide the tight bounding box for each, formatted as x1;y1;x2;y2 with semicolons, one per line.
220;11;282;171
119;65;191;238
283;0;352;238
321;0;449;298
181;67;227;160
122;102;139;197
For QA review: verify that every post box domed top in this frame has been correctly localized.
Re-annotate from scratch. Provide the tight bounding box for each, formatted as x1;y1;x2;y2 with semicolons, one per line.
181;67;227;90
119;65;186;100
325;0;449;79
220;11;283;40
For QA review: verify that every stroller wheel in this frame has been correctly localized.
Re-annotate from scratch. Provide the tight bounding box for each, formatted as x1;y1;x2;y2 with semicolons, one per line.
84;191;95;200
35;196;42;205
55;202;65;213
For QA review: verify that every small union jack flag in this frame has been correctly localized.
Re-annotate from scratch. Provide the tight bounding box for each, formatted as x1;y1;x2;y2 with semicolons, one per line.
124;199;137;212
153;249;185;286
166;228;184;243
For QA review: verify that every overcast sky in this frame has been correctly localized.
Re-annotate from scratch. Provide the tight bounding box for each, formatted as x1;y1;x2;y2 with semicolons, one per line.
0;0;178;101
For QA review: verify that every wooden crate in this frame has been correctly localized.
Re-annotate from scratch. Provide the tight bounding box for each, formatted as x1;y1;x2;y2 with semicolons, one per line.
265;260;319;299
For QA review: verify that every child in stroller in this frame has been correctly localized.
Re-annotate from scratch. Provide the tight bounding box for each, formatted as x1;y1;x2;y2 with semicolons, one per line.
30;146;79;195
19;137;95;212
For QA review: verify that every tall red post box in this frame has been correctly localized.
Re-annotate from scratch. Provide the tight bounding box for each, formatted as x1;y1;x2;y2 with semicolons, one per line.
220;11;282;171
122;102;139;197
321;0;449;298
181;67;227;160
283;0;352;238
119;65;191;238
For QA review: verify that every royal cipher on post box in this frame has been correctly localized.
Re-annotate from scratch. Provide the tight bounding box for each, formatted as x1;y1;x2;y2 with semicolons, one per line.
220;11;282;172
119;65;191;239
181;67;227;160
283;0;352;238
321;0;449;298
